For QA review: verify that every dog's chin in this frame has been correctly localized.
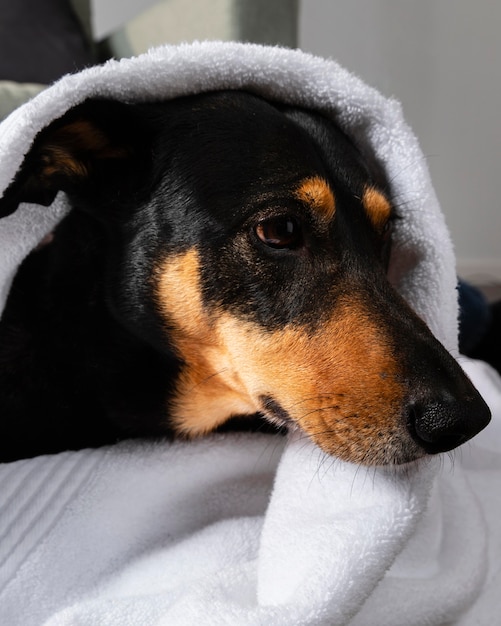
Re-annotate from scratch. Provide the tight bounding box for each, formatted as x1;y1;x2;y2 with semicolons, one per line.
333;442;429;468
383;454;435;473
278;422;429;468
257;403;429;467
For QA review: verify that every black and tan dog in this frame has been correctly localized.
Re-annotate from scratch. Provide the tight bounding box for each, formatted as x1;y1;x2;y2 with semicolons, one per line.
0;91;490;463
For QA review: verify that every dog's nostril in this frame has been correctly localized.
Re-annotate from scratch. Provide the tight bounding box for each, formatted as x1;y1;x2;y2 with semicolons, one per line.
408;391;491;454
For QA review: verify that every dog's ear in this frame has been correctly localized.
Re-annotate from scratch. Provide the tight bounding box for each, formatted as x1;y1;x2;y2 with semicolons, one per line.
0;99;152;217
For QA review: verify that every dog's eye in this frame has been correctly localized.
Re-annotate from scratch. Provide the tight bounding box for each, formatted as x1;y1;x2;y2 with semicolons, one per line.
382;220;392;239
255;216;303;249
381;214;399;242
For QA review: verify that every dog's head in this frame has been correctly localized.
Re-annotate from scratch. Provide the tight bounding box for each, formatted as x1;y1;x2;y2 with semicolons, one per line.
0;91;490;465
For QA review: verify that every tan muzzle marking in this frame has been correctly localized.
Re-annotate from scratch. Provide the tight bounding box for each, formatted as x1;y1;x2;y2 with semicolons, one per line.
155;249;416;464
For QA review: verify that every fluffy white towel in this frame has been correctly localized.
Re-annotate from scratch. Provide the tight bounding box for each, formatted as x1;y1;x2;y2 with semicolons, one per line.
0;42;500;625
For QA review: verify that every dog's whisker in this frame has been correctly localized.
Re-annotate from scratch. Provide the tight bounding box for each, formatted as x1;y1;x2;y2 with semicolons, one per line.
386;154;435;188
184;367;230;395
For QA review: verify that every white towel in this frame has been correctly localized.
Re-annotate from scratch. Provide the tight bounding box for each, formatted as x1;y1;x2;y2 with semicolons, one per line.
0;42;500;625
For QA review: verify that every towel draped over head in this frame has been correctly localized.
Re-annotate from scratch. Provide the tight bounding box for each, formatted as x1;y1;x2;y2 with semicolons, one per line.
0;42;500;625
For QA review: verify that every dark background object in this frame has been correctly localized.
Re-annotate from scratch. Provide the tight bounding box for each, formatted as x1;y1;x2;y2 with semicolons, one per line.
0;0;95;84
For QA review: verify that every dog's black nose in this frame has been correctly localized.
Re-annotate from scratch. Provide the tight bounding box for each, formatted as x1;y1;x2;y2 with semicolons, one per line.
408;391;491;454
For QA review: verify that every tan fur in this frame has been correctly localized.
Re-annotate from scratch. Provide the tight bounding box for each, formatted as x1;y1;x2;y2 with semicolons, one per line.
155;249;421;465
154;250;260;433
295;176;336;222
362;186;391;231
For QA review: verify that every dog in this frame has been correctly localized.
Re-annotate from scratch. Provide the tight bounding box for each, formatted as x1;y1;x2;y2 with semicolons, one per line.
0;90;491;463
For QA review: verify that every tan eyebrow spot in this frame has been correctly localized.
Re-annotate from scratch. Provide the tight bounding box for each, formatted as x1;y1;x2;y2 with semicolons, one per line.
295;176;336;221
362;186;391;230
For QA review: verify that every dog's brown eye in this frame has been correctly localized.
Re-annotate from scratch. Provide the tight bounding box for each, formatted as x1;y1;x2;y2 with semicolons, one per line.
255;216;303;249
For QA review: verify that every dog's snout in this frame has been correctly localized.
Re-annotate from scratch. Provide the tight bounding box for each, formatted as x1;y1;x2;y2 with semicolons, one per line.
408;389;491;454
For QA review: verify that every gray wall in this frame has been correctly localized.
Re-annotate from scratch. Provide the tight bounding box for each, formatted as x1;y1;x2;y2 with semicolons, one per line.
93;0;501;277
92;0;155;38
300;0;501;278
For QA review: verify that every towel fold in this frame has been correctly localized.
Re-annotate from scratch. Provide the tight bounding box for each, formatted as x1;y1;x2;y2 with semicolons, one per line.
0;42;500;625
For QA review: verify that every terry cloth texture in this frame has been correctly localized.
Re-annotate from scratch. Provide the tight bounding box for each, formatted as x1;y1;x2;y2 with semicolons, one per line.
0;42;500;625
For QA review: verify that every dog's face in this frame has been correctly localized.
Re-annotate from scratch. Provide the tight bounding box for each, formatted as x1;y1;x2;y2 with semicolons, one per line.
0;91;490;465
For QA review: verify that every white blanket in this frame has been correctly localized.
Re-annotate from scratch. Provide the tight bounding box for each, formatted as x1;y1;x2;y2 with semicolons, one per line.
0;42;500;625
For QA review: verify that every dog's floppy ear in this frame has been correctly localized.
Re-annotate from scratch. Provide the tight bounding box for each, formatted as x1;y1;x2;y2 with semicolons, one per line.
0;99;152;217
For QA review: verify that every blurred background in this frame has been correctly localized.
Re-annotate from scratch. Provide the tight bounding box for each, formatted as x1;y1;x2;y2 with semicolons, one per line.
301;0;501;289
1;0;500;286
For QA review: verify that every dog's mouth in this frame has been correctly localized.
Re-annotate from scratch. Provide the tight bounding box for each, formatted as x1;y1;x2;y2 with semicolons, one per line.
257;391;428;466
259;395;296;429
257;394;427;466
